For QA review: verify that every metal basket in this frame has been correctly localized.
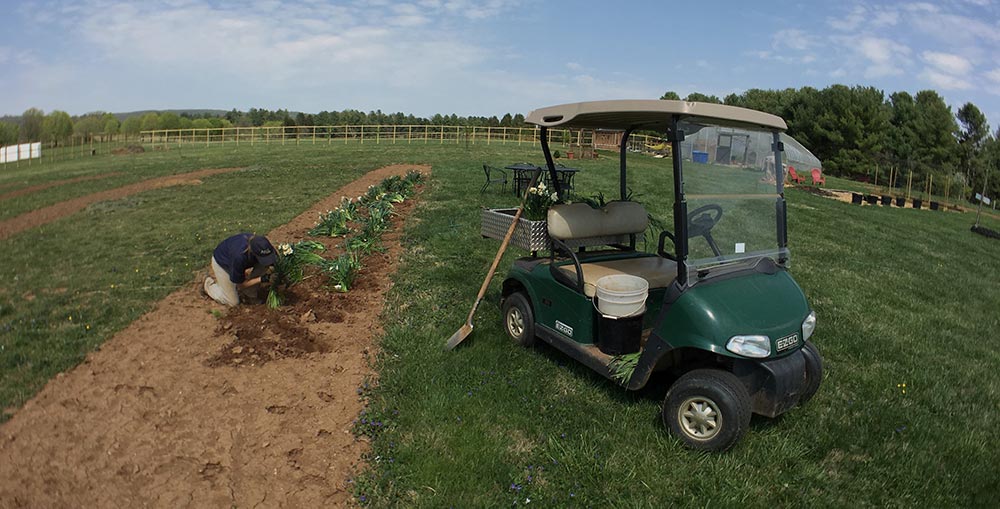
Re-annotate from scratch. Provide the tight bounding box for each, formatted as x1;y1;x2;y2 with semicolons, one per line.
481;208;550;252
481;208;633;252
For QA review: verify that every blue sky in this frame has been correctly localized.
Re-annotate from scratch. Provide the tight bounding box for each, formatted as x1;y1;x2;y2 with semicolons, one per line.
2;0;1000;129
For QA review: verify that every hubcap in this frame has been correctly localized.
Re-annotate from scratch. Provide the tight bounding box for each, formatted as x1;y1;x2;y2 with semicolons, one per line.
507;307;524;338
678;396;721;440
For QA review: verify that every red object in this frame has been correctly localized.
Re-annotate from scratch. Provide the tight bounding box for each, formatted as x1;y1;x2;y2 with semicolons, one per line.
810;168;826;186
787;166;806;184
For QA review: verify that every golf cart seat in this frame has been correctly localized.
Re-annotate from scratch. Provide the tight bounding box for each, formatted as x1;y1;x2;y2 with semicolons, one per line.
558;257;677;297
547;202;677;297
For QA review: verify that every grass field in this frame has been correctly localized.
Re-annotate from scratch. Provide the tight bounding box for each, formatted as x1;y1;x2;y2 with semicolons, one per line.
2;144;998;506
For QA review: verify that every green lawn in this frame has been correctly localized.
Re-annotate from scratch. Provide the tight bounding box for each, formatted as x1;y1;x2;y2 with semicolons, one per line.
2;144;998;506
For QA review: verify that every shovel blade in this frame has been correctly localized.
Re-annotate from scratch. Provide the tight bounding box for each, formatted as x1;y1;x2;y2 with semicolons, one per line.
445;323;474;350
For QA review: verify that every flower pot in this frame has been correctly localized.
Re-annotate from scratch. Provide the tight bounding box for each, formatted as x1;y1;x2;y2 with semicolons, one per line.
912;198;922;209
881;195;892;206
895;197;906;207
865;195;878;205
481;208;550;252
851;193;863;204
930;201;939;211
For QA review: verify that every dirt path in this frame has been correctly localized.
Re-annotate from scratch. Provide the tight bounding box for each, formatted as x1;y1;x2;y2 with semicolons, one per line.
0;171;124;201
0;167;243;240
0;164;430;507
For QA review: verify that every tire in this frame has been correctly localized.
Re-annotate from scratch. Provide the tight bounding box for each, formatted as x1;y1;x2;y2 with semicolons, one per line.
799;341;823;404
502;292;535;347
663;369;752;452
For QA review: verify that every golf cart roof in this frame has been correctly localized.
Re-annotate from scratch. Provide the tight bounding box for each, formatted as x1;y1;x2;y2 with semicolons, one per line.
526;99;787;132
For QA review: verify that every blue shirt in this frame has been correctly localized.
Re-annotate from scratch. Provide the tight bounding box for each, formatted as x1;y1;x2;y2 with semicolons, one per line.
213;233;256;284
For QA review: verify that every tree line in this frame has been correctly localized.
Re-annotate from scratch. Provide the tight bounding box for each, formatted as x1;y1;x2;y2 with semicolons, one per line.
0;107;529;149
2;86;996;198
660;86;996;199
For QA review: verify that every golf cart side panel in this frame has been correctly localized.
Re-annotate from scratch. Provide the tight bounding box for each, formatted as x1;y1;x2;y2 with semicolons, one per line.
654;269;810;358
505;262;597;344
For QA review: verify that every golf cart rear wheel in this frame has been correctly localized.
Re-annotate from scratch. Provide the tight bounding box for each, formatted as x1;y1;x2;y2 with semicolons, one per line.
502;292;535;347
663;369;751;452
800;341;823;404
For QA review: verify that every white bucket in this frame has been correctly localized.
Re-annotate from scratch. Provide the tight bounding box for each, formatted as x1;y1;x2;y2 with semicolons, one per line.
595;275;648;318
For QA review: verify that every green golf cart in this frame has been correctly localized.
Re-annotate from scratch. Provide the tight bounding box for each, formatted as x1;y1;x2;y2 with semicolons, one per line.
499;100;822;451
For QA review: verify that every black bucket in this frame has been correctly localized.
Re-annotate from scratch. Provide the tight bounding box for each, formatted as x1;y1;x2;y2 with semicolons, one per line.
851;193;863;204
895;197;906;207
597;313;643;355
865;195;878;205
881;195;892;206
930;201;939;211
912;198;922;209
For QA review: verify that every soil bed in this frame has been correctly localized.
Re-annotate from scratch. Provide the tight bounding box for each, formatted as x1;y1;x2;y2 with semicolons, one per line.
0;167;244;240
0;172;124;201
0;164;429;507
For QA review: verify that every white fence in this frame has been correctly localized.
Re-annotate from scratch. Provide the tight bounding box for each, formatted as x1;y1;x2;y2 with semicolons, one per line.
0;142;41;163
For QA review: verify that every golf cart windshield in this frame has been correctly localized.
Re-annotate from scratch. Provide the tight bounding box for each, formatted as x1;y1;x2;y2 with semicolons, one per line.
678;121;788;272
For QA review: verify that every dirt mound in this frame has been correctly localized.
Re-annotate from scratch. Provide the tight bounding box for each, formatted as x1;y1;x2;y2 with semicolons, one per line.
0;166;243;240
0;164;430;507
111;144;145;155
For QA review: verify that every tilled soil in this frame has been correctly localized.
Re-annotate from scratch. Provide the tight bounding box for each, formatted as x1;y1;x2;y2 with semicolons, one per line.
0;167;244;240
0;172;124;201
0;164;430;507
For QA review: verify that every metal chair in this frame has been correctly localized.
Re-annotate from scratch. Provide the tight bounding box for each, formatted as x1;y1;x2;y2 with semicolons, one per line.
481;164;507;193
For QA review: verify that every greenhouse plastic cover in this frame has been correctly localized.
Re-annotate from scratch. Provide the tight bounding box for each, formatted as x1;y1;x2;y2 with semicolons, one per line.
678;125;822;172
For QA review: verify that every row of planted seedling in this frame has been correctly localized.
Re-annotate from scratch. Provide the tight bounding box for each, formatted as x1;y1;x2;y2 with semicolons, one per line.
265;170;424;308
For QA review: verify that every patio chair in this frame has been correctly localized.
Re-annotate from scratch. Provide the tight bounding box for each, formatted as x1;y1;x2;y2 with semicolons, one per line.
481;164;507;194
554;162;576;191
787;166;806;184
810;168;826;186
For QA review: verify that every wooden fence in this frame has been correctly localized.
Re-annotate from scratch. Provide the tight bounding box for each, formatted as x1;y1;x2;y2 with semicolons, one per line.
138;125;660;151
2;126;662;168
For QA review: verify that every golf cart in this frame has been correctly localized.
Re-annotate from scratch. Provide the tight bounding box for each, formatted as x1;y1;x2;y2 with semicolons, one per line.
499;100;822;451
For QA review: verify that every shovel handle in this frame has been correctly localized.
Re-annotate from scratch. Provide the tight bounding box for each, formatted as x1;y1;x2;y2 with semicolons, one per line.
465;168;543;325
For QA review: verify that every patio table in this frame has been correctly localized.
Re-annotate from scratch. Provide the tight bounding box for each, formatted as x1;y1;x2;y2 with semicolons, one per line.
505;163;579;196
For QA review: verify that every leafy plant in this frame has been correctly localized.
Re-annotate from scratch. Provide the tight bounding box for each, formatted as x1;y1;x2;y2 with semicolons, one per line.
267;240;326;308
523;181;559;221
609;351;642;385
309;207;353;237
320;253;362;292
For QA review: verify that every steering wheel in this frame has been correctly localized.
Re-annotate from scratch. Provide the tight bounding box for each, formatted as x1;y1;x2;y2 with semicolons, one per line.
687;204;723;238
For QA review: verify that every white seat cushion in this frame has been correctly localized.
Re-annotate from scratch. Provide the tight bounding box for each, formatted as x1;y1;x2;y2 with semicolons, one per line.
547;201;649;240
558;256;678;297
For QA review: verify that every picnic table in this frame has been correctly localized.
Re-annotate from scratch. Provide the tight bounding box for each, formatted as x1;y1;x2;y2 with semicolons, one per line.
504;163;579;196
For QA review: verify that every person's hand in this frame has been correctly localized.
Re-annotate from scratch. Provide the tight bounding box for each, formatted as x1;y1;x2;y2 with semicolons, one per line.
260;273;270;284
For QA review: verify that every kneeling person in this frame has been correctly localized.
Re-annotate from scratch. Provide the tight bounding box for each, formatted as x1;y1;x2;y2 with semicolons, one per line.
204;233;277;306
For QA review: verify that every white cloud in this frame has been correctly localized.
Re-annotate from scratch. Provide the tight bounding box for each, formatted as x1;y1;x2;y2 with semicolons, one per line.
922;51;973;75
851;36;911;78
772;29;815;51
827;6;866;31
566;62;583;71
987;68;1000;84
920;69;973;90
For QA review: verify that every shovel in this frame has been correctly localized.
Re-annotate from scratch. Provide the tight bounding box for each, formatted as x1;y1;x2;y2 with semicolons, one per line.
446;168;543;350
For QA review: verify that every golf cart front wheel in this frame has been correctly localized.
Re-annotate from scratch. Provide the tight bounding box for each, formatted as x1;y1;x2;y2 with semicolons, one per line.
502;292;535;347
663;369;752;452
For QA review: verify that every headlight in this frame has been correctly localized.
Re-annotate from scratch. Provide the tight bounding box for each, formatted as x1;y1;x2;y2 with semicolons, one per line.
802;311;817;341
726;335;771;358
